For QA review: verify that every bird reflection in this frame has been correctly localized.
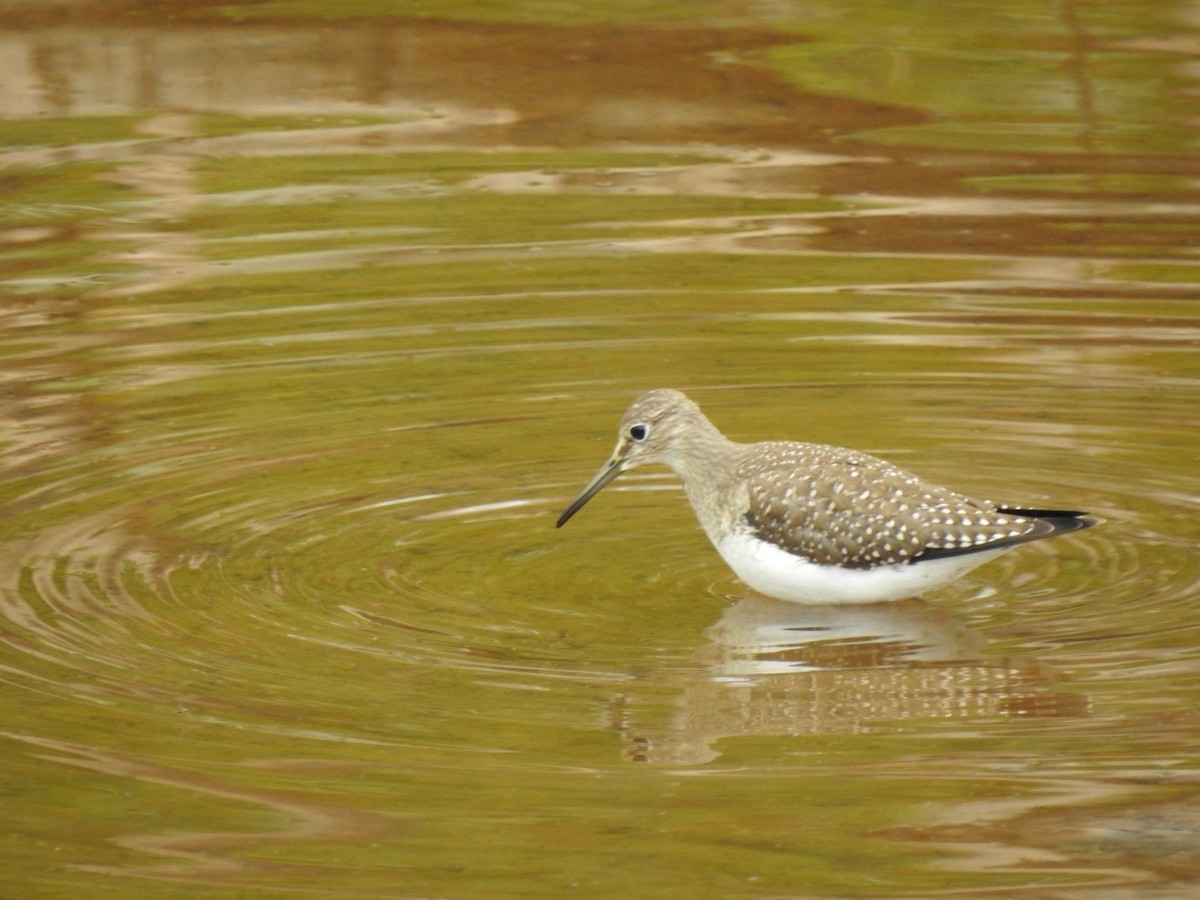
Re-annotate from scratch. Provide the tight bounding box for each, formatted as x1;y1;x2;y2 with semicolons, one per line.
611;596;1087;765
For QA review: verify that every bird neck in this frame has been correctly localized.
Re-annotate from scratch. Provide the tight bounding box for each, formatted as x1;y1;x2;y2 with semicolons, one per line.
664;413;741;486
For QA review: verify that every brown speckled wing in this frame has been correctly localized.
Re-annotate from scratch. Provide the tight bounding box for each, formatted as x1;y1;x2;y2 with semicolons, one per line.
737;442;1038;569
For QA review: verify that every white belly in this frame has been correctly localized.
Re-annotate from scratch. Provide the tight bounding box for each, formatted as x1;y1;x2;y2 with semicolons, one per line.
716;530;1008;604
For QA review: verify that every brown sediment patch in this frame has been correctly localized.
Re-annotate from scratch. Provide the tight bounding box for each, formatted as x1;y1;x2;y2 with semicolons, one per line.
0;4;921;151
3;4;1198;276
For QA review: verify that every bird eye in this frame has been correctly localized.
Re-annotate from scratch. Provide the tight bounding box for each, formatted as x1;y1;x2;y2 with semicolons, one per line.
629;423;649;442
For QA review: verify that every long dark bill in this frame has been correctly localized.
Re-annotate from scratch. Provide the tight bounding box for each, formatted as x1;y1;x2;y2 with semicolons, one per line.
555;458;624;528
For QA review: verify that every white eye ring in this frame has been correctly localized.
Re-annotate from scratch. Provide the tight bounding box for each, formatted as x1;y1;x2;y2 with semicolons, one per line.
628;423;650;442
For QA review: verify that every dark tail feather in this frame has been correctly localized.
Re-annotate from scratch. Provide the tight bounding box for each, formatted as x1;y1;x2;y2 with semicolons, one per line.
914;508;1100;562
996;508;1102;537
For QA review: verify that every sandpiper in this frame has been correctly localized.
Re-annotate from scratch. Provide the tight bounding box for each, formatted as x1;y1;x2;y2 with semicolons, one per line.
556;389;1097;604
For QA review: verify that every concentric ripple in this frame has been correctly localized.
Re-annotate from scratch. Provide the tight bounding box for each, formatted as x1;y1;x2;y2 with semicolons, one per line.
2;37;1199;886
3;299;1192;725
0;265;1196;895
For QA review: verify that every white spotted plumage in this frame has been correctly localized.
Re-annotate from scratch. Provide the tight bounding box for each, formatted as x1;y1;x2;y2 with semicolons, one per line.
557;389;1098;604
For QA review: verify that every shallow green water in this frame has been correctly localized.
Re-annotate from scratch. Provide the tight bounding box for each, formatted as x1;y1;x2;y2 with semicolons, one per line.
1;1;1199;897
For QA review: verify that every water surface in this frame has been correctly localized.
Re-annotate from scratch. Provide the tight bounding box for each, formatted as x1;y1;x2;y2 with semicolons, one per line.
1;1;1198;896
